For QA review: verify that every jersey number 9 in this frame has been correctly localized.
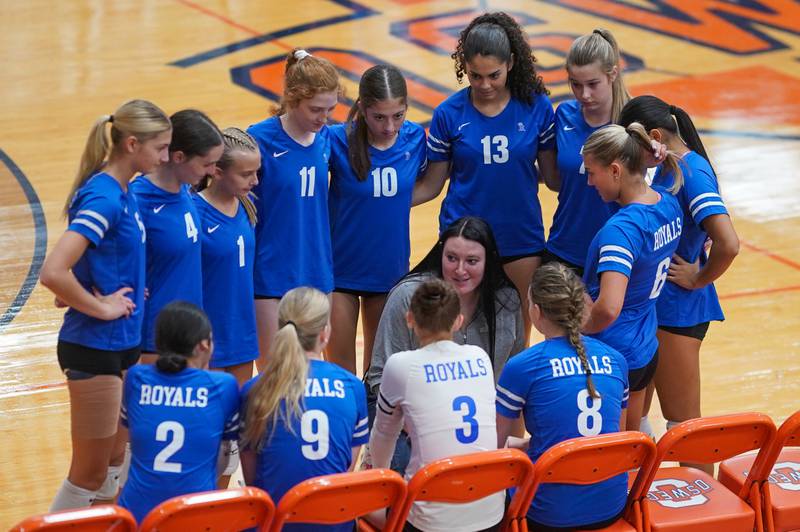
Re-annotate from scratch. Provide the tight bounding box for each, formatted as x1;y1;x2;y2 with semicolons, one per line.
301;409;330;460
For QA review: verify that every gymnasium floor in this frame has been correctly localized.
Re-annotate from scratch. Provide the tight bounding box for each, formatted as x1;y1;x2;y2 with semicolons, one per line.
1;0;799;526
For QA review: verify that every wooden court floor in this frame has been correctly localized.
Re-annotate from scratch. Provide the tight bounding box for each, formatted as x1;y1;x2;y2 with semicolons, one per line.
1;0;799;525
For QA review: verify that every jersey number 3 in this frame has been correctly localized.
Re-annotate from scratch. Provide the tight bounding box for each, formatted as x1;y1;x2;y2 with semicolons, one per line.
453;395;479;444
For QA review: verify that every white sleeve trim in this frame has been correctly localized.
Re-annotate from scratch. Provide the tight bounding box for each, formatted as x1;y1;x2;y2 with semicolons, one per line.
72;218;105;239
496;384;524;403
599;256;633;270
496;395;521;412
691;201;726;219
77;209;110;230
600;245;634;259
688;192;721;211
427;143;449;154
427;133;450;147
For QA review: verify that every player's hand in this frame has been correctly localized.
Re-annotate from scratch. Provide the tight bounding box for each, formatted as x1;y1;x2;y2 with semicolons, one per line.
93;286;136;320
643;140;667;168
666;254;701;290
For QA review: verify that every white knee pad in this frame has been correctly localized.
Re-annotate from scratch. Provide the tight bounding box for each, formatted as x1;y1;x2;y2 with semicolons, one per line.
217;440;240;477
95;464;122;500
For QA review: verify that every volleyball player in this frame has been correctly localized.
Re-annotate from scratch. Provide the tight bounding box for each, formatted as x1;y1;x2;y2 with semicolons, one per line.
40;100;171;510
544;29;630;275
131;109;223;363
364;217;523;474
582;123;684;431
247;49;341;370
370;279;503;532
194;127;260;386
414;12;556;343
118;302;239;523
497;262;628;531
619;95;739;449
239;287;368;532
328;64;427;375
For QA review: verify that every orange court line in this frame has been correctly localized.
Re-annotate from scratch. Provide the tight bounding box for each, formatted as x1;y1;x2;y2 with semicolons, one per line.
175;0;295;51
720;284;800;301
740;239;800;272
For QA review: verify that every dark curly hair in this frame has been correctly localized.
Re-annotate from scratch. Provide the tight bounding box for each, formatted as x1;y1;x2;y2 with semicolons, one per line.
452;12;548;104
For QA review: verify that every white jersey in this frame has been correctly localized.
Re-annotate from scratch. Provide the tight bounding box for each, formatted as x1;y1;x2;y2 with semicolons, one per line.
370;340;503;532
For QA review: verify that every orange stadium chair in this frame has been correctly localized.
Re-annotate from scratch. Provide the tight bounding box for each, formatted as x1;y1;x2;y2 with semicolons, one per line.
388;448;534;532
719;409;800;532
520;431;657;532
138;487;275;532
269;468;406;532
628;412;776;532
10;505;136;532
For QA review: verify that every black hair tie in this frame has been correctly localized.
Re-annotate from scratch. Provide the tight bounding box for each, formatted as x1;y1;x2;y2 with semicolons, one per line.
285;320;297;329
108;114;114;123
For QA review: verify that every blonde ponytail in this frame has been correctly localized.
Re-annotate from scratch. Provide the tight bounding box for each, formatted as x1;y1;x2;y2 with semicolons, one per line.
64;100;170;218
583;122;683;193
241;287;330;450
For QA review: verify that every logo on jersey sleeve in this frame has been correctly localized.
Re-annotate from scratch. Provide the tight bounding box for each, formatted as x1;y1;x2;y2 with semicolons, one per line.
647;478;713;507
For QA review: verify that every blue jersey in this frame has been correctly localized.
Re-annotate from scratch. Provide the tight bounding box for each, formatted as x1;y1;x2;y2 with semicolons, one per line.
547;100;616;267
653;152;728;327
131;177;203;352
496;336;628;527
328;121;427;292
583;192;683;370
241;359;368;532
118;364;239;523
59;173;146;351
194;194;258;367
248;117;333;297
428;88;556;257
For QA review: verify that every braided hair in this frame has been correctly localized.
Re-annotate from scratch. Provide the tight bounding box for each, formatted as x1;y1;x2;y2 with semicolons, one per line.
453;12;548;104
529;262;598;398
196;127;259;225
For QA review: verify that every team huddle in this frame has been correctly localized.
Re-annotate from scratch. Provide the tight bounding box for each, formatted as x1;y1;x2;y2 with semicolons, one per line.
38;11;738;532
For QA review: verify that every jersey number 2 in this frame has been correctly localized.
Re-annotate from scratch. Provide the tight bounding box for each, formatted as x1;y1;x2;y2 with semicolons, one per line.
154;421;185;473
453;395;479;444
